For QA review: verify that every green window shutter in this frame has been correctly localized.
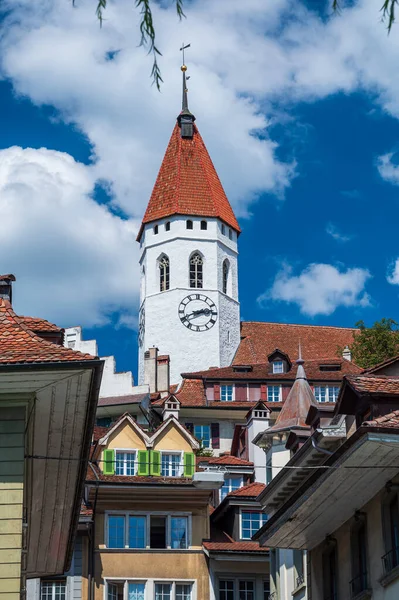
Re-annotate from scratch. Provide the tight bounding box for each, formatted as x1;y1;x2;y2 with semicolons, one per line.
103;449;115;475
150;450;161;476
184;452;195;478
137;450;149;476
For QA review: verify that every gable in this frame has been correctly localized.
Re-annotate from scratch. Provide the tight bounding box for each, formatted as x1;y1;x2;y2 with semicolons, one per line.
152;420;194;452
106;420;147;451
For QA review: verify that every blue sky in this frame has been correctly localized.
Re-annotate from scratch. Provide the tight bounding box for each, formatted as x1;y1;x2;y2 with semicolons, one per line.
2;0;399;380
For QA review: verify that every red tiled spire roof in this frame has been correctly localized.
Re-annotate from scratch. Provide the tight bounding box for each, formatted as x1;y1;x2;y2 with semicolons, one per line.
137;123;240;239
0;298;96;364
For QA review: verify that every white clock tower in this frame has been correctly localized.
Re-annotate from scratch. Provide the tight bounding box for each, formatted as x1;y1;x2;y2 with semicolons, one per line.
137;63;241;384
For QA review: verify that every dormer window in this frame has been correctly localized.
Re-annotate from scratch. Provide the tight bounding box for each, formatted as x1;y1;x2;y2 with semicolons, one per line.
115;451;136;476
272;360;284;374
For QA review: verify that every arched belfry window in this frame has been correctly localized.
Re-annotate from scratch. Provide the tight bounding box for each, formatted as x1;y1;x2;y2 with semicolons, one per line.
223;259;229;294
159;255;170;292
190;252;203;289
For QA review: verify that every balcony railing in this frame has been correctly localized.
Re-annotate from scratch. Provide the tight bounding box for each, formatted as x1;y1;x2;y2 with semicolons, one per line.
350;571;368;597
382;546;399;575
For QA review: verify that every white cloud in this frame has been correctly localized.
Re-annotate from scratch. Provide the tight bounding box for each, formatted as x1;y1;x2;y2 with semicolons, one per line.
260;262;372;316
326;222;353;243
387;258;399;285
377;152;399;185
0;146;139;327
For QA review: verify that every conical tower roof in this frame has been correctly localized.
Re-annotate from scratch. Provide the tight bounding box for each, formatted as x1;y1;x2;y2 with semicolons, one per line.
137;123;240;240
266;354;318;435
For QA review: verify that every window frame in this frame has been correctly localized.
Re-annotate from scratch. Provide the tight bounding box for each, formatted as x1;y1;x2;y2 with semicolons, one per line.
104;579;196;600
220;384;234;402
160;450;184;477
186;220;193;230
222;259;229;295
105;511;192;550
189;252;203;289
159;255;170;292
314;385;340;403
114;448;137;477
267;385;282;402
272;360;284;374
217;577;257;600
40;581;67;600
239;509;268;540
220;475;243;501
165;222;171;232
200;220;207;230
193;424;211;449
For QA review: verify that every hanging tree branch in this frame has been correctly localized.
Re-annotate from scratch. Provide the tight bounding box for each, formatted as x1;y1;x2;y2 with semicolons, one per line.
333;0;398;31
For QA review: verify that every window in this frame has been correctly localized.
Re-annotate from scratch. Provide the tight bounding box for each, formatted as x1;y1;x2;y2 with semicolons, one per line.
170;517;188;549
129;516;146;548
189;252;203;288
263;581;270;600
200;220;207;230
161;453;182;477
107;582;123;600
176;584;192;600
241;511;267;539
350;518;368;597
108;515;125;548
221;224;225;235
219;581;234;600
221;384;233;402
293;550;305;589
150;515;167;548
116;451;136;476
159;255;170;292
266;455;272;485
272;361;284;374
165;221;171;231
267;385;281;402
154;225;159;235
223;260;229;294
314;386;340;403
322;542;338;600
194;424;211;448
239;581;254;600
155;583;192;600
221;476;243;500
128;583;145;600
186;220;193;230
41;582;66;600
228;229;232;240
383;494;399;574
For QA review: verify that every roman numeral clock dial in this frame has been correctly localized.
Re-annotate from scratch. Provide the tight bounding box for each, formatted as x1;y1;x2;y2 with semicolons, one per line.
179;294;218;332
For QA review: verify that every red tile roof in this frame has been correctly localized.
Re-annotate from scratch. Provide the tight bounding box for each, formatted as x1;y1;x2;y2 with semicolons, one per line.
98;393;148;407
0;298;97;364
204;455;254;467
234;322;357;365
203;534;268;554
137;123;240;239
347;375;399;396
364;409;399;428
362;355;399;374
183;359;361;381
19;316;62;333
228;482;266;498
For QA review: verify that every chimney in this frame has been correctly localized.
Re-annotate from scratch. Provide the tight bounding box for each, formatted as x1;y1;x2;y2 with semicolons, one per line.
246;402;271;484
157;355;170;393
0;274;16;304
162;396;180;421
144;347;158;393
342;346;352;362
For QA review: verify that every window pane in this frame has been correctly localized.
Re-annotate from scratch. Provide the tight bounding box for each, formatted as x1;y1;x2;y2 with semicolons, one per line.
155;583;172;600
171;517;188;549
272;361;284;374
241;511;267;539
176;584;192;600
54;582;66;600
150;516;167;548
194;425;210;448
107;583;118;600
331;386;340;402
161;454;181;477
115;452;124;475
221;476;242;500
128;583;145;600
219;580;234;600
239;581;254;600
108;515;125;548
41;583;53;600
315;386;326;402
129;516;146;548
263;581;270;599
267;386;281;402
221;385;233;402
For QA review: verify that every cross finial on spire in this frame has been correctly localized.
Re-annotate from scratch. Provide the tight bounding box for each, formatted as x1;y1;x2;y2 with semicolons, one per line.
178;43;195;137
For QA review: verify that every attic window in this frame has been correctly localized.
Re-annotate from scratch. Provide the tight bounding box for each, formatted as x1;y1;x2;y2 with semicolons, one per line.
320;364;341;372
272;361;284;374
233;365;253;373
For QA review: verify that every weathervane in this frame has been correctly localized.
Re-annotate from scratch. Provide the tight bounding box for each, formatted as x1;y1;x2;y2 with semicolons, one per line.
179;42;191;112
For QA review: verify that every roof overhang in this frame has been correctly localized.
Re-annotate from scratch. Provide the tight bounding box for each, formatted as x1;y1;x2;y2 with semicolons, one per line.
255;429;399;550
203;546;269;561
86;481;213;507
0;359;103;578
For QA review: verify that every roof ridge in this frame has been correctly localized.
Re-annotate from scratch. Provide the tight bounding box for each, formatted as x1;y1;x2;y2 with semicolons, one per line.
242;321;357;331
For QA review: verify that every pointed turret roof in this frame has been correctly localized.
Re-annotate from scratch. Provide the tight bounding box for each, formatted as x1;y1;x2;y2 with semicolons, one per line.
265;354;318;435
137;60;240;242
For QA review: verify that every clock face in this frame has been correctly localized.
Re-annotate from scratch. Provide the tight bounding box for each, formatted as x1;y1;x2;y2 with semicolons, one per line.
138;307;145;347
179;294;218;331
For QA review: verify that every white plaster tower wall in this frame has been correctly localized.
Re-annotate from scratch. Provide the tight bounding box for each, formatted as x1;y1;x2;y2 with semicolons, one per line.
138;215;240;384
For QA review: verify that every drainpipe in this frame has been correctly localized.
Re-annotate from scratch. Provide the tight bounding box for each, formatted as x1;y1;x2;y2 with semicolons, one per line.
87;463;100;600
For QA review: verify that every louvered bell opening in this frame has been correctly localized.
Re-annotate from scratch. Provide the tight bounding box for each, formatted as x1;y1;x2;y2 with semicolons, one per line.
181;118;194;138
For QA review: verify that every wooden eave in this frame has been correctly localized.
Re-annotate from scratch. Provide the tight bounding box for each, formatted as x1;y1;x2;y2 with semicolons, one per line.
0;359;103;577
255;428;399;550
